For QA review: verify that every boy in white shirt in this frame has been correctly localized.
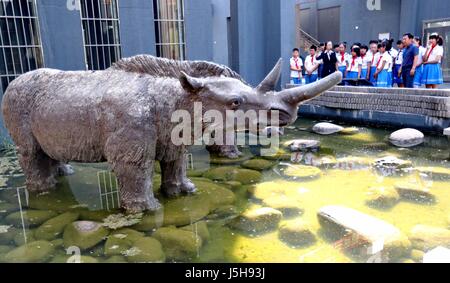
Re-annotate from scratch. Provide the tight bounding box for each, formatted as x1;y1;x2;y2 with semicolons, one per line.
304;45;320;84
290;48;303;85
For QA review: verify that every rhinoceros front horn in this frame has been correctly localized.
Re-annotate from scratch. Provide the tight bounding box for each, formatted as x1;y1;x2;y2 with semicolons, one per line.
256;58;283;93
278;71;342;105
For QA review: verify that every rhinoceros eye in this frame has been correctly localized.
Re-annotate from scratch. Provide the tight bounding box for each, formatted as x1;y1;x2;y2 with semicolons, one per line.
230;98;242;109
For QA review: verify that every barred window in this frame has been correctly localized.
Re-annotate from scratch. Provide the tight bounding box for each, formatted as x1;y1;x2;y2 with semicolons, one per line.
0;0;44;93
80;0;121;70
153;0;186;60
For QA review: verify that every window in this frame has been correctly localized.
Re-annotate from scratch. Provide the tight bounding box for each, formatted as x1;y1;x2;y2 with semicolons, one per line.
0;0;44;93
153;0;186;60
80;0;121;70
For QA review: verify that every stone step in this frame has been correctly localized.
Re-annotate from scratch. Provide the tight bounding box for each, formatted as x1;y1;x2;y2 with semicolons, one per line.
318;205;410;259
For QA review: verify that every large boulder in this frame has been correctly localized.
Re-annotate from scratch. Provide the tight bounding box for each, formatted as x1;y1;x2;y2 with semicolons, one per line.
278;219;316;247
389;128;424;148
318;206;411;260
152;226;202;262
241;159;275;171
312;122;344;135
104;228;145;256
2;240;55;263
409;225;450;251
5;210;57;227
63;221;109;250
34;212;80;240
228;207;282;234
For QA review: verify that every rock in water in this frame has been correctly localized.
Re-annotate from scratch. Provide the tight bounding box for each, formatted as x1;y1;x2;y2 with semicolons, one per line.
180;221;210;242
3;240;55;263
5;210;58;227
241;159;274;171
389;128;424;148
394;182;436;203
63;221;109;250
262;196;303;218
365;187;400;208
228;207;282;234
34;212;80;240
312;122;344;135
282;165;322;180
104;228;145;256
124;237;166;263
318;206;411;259
152;226;202;261
409;225;450;251
203;167;262;184
285;139;320;152
278;219;316;247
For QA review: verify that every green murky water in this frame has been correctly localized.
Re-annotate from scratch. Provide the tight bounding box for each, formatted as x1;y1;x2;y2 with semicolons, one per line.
0;118;449;263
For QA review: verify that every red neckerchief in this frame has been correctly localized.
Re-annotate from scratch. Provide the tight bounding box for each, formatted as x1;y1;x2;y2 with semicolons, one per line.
294;57;299;69
311;55;314;63
376;53;383;68
351;56;357;69
425;44;437;61
371;53;376;65
340;52;345;62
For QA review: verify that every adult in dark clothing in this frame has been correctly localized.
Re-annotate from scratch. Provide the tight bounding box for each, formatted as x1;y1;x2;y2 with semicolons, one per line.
400;33;419;88
316;41;338;78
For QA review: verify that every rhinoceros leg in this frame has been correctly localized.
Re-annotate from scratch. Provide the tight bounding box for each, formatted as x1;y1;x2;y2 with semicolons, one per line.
105;128;161;213
160;157;196;197
15;137;59;192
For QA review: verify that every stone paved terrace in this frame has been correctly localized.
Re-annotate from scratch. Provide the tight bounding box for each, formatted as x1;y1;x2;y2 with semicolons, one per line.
287;85;450;134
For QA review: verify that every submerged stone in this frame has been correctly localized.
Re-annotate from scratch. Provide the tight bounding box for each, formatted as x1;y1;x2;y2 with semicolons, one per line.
3;240;55;263
63;221;109;251
104;228;145;256
282;165;322;180
335;156;372;170
416;167;450;180
389;128;424;148
0;225;16;245
312;122;343;135
394;182;436;203
318;206;411;259
228;207;282;234
180;221;210;242
77;209;119;222
203;166;262;184
152;226;202;261
209;153;252;165
0;202;18;219
278;219;316;247
373;156;413;170
365;187;400;208
206;205;239;220
14;229;36;246
241;159;275;171
104;255;127;263
124;237;166;263
262;196;303;217
34;212;80;241
285;139;320;152
5;210;57;227
340;127;359;135
409;225;450;251
102;213;143;230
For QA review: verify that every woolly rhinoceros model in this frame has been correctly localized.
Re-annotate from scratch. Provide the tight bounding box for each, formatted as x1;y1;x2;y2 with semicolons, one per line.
1;55;342;212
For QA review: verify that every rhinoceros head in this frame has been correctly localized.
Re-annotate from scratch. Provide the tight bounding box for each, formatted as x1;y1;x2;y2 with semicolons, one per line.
178;59;342;131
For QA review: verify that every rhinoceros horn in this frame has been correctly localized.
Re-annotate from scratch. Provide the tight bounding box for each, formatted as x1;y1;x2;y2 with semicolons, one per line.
256;58;283;93
278;71;342;105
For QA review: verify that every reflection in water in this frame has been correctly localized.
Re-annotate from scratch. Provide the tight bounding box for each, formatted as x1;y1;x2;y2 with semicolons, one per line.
0;118;449;263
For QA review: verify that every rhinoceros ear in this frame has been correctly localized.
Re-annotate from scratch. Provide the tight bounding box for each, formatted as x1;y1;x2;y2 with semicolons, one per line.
179;71;204;93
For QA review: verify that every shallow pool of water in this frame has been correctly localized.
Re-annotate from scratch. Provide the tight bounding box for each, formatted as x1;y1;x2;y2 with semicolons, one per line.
0;118;449;263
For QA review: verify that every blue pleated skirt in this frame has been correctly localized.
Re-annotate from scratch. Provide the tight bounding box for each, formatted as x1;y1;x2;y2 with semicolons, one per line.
338;66;347;78
369;66;377;84
422;63;444;85
413;65;423;87
393;64;403;84
376;70;390;88
346;71;359;79
387;71;393;87
361;69;368;79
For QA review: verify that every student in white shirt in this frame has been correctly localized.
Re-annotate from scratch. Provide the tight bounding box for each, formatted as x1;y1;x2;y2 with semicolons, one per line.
422;33;444;88
304;45;320;84
290;48;303;85
337;42;350;78
360;45;370;79
368;40;380;84
346;47;362;79
393;40;404;87
413;37;426;88
374;41;392;88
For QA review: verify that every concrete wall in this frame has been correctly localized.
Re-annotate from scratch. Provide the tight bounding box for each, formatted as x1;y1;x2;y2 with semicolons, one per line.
185;0;214;61
230;0;296;88
211;0;231;65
